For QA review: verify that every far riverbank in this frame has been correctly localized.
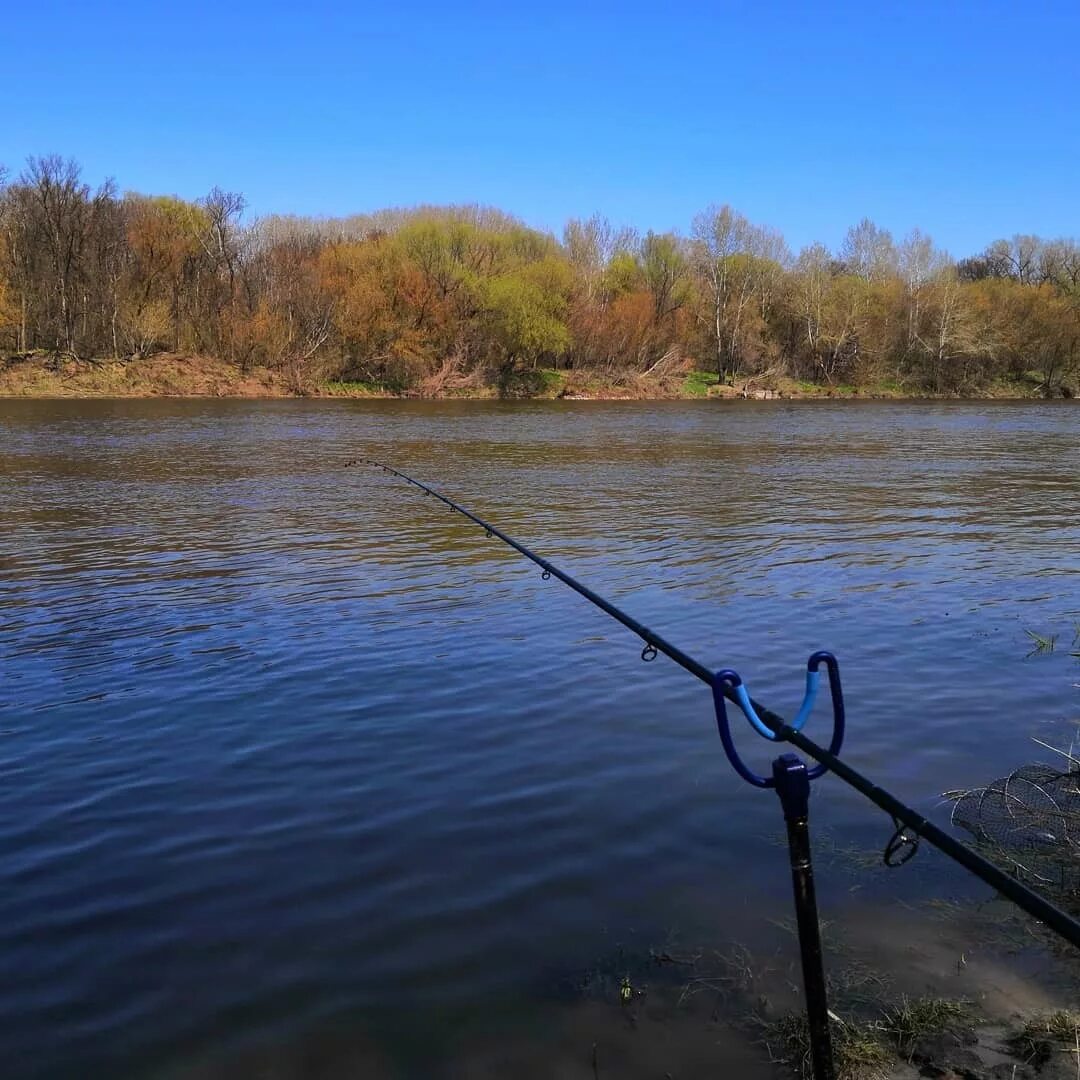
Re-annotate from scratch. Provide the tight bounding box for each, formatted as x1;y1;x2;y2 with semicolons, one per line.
0;350;1070;401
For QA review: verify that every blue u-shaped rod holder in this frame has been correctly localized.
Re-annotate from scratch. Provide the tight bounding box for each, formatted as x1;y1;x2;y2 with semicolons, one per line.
711;651;845;789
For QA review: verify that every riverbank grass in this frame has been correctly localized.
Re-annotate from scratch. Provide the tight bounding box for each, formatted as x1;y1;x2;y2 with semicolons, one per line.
882;996;975;1059
682;370;720;397
767;1014;892;1080
1009;1010;1080;1069
322;379;396;397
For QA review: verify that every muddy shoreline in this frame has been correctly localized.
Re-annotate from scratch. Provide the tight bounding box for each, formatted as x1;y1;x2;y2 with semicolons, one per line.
0;351;1062;402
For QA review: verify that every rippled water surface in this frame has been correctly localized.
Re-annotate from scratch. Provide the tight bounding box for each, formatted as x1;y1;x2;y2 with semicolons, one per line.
1;399;1078;1078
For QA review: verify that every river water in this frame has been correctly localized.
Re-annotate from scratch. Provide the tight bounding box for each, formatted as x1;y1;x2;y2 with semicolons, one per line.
1;399;1078;1078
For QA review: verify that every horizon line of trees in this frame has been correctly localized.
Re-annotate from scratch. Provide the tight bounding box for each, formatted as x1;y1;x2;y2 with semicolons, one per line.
1;155;1077;395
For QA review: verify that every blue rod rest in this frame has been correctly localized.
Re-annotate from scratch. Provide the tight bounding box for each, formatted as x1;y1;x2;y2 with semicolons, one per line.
711;651;845;788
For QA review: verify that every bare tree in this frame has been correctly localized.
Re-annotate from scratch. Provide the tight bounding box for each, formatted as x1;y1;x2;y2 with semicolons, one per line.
562;214;614;302
840;218;897;283
691;205;784;383
898;228;947;353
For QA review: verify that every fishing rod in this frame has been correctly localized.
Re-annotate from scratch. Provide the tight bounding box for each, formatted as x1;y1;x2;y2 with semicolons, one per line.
359;457;1080;952
362;457;1080;1080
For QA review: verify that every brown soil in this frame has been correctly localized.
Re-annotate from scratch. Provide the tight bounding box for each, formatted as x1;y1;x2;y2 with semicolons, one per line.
0;352;294;398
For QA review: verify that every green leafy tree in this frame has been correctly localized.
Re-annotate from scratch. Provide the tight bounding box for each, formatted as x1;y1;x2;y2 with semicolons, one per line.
484;256;572;376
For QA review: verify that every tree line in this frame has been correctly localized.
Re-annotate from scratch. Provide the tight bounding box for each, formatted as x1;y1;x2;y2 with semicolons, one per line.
1;155;1077;395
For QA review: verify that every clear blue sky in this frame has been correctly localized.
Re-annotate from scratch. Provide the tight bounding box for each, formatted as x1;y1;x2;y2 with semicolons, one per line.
4;0;1077;257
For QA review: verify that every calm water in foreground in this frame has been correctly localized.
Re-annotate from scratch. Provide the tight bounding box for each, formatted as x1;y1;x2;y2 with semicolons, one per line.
1;399;1078;1078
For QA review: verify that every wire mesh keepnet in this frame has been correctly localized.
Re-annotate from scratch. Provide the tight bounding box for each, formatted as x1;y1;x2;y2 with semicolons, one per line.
950;762;1080;907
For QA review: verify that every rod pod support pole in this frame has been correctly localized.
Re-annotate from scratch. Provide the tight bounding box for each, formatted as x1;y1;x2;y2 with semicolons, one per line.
773;753;835;1080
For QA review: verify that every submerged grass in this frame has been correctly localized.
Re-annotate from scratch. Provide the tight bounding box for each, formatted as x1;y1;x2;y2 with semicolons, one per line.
578;927;1079;1080
1025;628;1058;655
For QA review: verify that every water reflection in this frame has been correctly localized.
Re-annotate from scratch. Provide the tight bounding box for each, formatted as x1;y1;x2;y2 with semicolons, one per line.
0;399;1077;1077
